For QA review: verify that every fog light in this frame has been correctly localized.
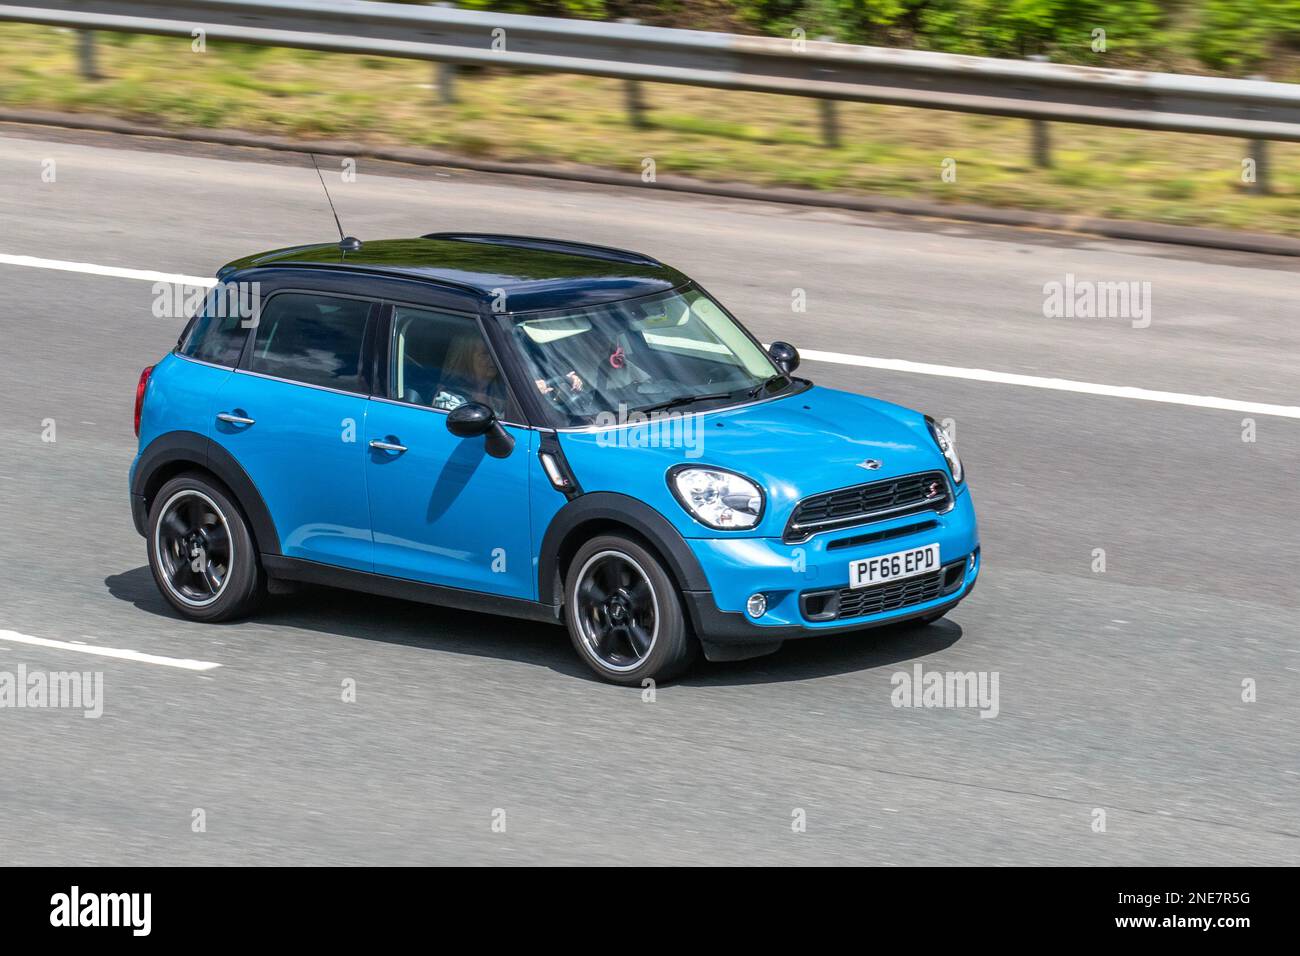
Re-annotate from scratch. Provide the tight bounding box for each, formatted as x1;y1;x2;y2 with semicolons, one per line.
746;593;767;618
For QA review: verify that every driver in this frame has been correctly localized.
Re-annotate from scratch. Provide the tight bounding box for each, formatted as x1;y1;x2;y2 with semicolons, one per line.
433;334;508;413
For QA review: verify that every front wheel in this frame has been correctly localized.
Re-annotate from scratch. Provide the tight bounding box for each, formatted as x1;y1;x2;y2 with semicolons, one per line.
564;535;697;685
146;473;264;622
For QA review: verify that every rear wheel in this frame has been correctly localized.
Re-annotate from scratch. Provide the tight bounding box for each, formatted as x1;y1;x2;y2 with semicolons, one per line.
564;535;696;685
147;473;264;621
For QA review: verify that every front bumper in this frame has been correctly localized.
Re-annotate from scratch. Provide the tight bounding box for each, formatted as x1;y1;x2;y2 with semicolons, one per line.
682;486;979;644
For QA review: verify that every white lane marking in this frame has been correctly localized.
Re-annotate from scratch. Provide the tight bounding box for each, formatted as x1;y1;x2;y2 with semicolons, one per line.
2;253;1295;419
0;629;222;671
793;348;1300;420
0;253;215;287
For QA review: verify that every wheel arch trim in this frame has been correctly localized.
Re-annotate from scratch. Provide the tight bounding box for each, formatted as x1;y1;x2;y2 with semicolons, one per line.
537;492;711;610
131;430;281;555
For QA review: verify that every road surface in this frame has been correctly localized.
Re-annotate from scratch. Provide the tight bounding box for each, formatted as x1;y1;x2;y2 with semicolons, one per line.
0;126;1296;865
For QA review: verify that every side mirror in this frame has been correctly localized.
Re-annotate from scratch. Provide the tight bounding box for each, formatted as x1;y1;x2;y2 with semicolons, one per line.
446;402;515;459
768;341;800;375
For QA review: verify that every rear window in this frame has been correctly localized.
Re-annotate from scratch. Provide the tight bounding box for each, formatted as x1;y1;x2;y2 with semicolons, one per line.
179;298;249;367
247;292;373;393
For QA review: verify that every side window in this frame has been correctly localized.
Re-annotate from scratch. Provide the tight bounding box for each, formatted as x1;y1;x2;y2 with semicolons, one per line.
390;306;514;420
248;293;372;393
179;300;249;368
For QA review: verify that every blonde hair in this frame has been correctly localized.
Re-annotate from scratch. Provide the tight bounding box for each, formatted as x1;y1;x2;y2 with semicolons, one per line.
442;334;494;385
439;333;506;411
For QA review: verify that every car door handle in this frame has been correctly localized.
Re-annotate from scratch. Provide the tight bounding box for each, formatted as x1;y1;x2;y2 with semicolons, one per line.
216;412;256;425
369;439;408;454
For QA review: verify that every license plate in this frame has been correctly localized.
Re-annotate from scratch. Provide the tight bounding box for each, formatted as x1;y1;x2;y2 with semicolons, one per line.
849;543;941;589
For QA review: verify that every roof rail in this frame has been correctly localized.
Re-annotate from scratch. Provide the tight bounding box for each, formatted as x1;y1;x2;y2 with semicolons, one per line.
421;233;663;267
216;259;485;298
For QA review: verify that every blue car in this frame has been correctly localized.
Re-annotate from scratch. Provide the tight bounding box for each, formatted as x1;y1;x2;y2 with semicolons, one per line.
130;233;979;684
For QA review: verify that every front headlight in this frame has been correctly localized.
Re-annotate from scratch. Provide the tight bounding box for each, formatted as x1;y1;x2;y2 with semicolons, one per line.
669;467;764;530
926;416;964;484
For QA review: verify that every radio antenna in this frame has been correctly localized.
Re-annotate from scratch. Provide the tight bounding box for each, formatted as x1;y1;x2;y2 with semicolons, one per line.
309;153;362;253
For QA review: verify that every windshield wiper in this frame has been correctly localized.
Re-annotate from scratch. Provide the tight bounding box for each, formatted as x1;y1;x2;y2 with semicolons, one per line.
637;391;735;415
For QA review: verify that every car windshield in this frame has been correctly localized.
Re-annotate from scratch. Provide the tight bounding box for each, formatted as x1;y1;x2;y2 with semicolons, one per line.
495;286;789;427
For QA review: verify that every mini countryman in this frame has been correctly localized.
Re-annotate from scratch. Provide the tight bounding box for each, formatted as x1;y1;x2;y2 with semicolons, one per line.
130;234;979;683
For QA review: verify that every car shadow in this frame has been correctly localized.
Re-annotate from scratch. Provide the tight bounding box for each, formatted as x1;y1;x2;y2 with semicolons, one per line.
681;618;963;687
105;566;963;686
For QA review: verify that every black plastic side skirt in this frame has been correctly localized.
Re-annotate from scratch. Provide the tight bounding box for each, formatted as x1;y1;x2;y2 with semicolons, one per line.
262;555;564;626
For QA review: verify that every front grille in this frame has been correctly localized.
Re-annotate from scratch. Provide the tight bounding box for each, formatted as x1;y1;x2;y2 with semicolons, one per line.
825;519;939;552
800;559;966;623
784;471;952;543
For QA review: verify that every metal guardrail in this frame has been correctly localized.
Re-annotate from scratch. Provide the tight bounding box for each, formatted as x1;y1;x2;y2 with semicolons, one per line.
0;0;1294;186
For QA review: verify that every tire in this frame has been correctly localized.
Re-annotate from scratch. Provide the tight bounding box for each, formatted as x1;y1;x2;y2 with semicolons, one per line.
146;472;264;622
564;534;697;685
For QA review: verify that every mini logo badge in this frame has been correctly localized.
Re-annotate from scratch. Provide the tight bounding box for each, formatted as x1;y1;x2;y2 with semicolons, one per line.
858;459;883;470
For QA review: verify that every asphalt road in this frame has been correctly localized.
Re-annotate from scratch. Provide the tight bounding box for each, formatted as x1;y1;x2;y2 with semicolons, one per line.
0;126;1296;866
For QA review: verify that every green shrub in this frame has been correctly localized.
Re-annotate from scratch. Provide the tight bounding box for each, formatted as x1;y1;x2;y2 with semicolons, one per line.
456;0;610;17
405;1;1299;75
1193;0;1300;73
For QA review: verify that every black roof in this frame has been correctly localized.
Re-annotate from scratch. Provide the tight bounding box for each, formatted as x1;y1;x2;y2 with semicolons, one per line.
217;233;689;313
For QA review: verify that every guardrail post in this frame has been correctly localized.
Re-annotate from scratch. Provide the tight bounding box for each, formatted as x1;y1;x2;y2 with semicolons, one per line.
435;61;456;104
430;3;455;104
1245;138;1270;195
1026;56;1052;168
77;30;101;81
819;100;841;148
815;37;841;148
618;20;649;128
1244;77;1270;195
1031;119;1052;168
624;79;648;128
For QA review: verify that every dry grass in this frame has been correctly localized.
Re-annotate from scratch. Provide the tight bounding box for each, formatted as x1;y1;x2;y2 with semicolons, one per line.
1;24;1296;235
